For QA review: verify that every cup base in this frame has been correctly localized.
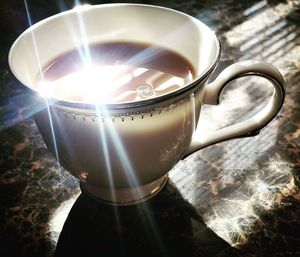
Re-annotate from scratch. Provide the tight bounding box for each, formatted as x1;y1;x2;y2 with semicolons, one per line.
80;175;168;205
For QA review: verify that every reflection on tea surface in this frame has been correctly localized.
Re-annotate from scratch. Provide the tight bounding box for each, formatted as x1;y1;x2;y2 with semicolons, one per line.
38;41;195;103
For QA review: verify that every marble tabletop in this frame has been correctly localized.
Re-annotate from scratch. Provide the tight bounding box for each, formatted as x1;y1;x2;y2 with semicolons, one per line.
0;0;299;256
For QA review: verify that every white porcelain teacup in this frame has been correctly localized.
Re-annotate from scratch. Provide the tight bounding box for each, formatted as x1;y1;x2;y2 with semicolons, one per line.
9;4;285;205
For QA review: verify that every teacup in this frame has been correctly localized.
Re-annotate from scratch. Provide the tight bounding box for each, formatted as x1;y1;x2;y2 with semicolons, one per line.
8;4;285;205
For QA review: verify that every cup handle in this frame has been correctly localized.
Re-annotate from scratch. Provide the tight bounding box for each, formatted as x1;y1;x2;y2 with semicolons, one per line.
185;60;285;156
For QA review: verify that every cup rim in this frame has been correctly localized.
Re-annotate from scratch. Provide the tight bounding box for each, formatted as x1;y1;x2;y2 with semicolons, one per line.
8;3;221;110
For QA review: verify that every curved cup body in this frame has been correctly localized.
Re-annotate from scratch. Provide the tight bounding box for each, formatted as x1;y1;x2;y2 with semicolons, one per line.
34;89;204;188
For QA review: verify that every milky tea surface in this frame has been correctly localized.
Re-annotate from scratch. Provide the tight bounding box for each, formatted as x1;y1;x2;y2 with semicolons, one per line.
37;41;195;103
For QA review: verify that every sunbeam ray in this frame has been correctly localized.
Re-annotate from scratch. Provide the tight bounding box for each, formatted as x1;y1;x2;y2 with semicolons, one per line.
24;0;61;172
73;0;92;66
95;105;141;191
95;105;121;226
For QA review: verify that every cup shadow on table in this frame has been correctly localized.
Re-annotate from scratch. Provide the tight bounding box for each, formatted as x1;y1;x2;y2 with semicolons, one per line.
54;182;229;257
